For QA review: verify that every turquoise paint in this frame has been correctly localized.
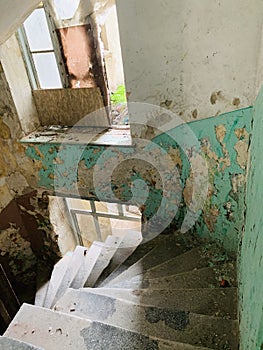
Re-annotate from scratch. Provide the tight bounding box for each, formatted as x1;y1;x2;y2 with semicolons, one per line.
24;107;252;251
240;89;263;350
153;107;252;250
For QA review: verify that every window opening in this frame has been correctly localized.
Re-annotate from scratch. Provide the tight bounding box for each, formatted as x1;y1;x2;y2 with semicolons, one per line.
17;5;67;89
17;1;129;128
64;198;141;247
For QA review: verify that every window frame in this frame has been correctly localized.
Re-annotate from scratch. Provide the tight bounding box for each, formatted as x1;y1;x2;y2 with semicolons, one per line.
64;198;141;245
17;3;68;90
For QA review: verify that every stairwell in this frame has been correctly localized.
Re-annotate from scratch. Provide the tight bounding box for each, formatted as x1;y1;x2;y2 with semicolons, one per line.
1;230;238;350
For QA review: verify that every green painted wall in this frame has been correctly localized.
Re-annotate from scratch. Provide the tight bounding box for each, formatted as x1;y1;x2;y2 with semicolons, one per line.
23;107;252;251
240;88;263;350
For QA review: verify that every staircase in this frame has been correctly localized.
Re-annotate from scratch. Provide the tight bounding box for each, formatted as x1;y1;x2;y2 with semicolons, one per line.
1;230;238;350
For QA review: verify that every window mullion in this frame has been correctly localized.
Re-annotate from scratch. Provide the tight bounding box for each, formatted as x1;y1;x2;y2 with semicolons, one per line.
16;27;40;90
44;3;69;88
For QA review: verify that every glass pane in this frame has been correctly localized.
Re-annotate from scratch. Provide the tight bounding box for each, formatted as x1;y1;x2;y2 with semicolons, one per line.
98;217;141;241
98;217;113;241
76;214;97;247
24;8;53;51
67;198;91;211
32;53;62;88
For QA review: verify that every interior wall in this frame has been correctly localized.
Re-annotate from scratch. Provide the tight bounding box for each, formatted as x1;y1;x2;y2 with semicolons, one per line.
24;106;252;252
0;61;60;303
0;34;40;134
0;0;40;45
115;0;263;130
239;87;263;350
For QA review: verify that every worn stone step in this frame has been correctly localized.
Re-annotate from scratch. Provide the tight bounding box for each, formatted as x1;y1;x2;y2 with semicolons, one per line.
131;246;217;280
54;290;238;349
0;336;44;350
84;235;123;287
103;233;191;287
3;304;211;350
95;230;142;286
108;262;237;290
34;281;49;307
70;242;103;289
93;234;164;288
48;246;89;308
78;287;237;319
43;252;73;309
77;322;214;350
4;303;91;350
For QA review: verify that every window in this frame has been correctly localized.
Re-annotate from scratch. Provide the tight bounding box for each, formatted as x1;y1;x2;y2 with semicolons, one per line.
16;1;130;130
17;4;67;89
64;198;141;247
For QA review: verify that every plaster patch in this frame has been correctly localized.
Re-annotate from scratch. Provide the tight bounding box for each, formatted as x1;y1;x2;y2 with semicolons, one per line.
6;171;29;196
232;174;246;193
215;124;226;144
0;183;13;211
203;206;219;232
234;140;248;169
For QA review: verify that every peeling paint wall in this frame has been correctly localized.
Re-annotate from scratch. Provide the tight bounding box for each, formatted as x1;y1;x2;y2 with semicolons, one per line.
24;107;252;252
239;87;263;350
115;0;263;127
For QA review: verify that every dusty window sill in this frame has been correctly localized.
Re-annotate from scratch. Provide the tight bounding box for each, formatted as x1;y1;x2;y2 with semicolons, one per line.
20;125;132;147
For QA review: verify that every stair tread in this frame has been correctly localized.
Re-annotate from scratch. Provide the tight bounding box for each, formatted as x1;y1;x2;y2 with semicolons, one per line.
54;289;238;349
84;235;123;287
134;246;218;280
103;234;191;287
109;262;237;290
0;336;44;350
34;281;49;307
70;242;103;289
4;304;91;350
78;287;237;319
3;304;212;350
95;230;142;286
43;252;73;308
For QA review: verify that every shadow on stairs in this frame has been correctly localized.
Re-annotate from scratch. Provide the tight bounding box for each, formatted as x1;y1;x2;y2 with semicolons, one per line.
1;230;238;350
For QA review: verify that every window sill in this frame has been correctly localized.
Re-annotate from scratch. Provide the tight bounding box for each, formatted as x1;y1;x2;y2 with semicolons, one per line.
20;125;132;147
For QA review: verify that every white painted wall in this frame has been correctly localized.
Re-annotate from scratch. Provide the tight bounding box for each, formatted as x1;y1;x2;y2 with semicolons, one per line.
0;35;40;134
0;0;40;44
116;0;263;123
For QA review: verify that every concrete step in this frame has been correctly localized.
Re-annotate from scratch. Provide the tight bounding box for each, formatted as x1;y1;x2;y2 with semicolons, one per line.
43;252;73;309
70;242;103;289
0;336;44;350
4;303;91;350
47;246;88;308
54;290;238;349
95;230;142;286
74;322;214;350
84;235;123;287
3;304;211;350
34;281;49;307
78;287;237;319
108;262;237;290
103;233;191;287
133;246;217;280
92;234;162;287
